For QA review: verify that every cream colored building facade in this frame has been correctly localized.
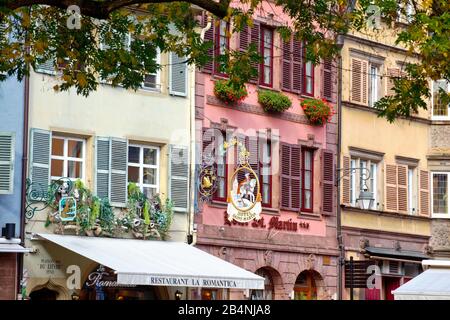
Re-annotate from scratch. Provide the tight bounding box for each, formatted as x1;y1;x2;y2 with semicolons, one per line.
339;22;431;300
22;50;195;300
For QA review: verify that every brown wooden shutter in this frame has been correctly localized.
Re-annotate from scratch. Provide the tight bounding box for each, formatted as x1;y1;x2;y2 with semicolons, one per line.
419;170;430;216
384;163;398;212
323;59;333;101
351;58;362;103
361;60;368;104
291;145;301;210
202;14;214;73
397;164;408;213
386;68;400;96
249;22;260;83
342;155;351;205
292;39;302;93
282;38;292;92
351;58;368;105
239;22;249;52
322;150;335;215
280;143;291;209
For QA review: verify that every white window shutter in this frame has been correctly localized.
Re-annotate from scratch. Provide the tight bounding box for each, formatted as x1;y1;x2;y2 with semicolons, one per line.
95;137;111;199
29;128;51;197
110;137;128;207
169;145;189;212
0;132;15;194
169;52;188;97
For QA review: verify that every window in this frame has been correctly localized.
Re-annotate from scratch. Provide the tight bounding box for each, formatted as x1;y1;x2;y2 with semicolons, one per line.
408;167;418;214
369;65;380;107
301;149;314;212
303;57;314;96
349;157;378;210
260;27;273;87
397;0;414;24
214;20;229;75
127;145;160;198
259;139;272;207
51;136;85;181
142;49;161;90
432;172;450;218
213;132;227;202
432;80;450;119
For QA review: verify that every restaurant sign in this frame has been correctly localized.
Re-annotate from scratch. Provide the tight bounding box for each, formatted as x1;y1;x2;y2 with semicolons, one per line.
85;265;136;288
117;274;264;290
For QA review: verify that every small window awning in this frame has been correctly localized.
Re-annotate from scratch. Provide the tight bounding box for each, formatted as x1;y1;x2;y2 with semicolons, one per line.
36;233;264;290
364;246;429;261
0;243;30;253
393;268;450;300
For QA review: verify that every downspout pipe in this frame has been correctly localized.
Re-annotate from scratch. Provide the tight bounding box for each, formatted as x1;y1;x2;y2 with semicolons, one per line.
17;73;30;298
187;14;212;245
336;34;344;300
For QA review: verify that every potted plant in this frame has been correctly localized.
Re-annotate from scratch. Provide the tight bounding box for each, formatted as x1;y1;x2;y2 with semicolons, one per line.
213;79;248;105
301;98;335;126
257;89;292;113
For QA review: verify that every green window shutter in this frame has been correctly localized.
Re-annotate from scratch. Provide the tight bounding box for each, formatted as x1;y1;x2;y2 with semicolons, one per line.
110;137;128;207
29;129;51;197
0;132;15;194
95;137;111;199
169;145;189;212
169;52;188;97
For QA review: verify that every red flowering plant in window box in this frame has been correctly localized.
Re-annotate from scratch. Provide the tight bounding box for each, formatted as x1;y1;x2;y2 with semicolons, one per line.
301;98;335;126
214;79;248;105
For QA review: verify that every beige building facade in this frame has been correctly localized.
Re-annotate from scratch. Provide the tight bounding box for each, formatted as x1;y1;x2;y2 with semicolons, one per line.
22;50;194;300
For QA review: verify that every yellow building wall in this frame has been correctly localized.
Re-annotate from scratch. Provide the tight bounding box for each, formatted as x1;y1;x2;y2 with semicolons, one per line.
340;27;431;236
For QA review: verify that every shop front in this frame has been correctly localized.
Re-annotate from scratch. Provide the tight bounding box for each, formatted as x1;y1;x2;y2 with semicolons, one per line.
343;228;430;300
24;233;264;300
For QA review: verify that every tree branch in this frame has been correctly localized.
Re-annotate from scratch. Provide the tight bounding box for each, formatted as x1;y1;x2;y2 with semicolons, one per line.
1;0;231;19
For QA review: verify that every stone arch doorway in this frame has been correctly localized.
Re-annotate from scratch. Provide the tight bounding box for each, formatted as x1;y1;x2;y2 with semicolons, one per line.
28;279;69;300
250;267;283;300
293;270;325;300
29;287;58;300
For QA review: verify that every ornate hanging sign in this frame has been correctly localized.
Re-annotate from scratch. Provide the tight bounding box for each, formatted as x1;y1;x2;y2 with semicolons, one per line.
58;196;77;221
225;138;262;223
197;164;218;202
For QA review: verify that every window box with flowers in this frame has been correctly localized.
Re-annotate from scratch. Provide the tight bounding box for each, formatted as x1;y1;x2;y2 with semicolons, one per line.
257;89;292;113
214;79;248;105
301;98;335;126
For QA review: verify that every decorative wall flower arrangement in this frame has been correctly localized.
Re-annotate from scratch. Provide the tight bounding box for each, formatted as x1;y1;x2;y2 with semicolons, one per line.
214;79;248;105
301;98;335;126
44;179;173;240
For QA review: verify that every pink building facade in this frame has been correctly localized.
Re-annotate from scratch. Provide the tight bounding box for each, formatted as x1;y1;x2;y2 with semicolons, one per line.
194;3;339;300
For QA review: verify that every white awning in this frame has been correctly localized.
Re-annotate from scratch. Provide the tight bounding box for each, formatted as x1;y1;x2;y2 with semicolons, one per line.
36;233;264;290
0;243;30;253
393;268;450;300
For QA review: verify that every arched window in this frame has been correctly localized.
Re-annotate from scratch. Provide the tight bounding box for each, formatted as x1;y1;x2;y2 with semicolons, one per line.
251;268;274;300
294;270;317;300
